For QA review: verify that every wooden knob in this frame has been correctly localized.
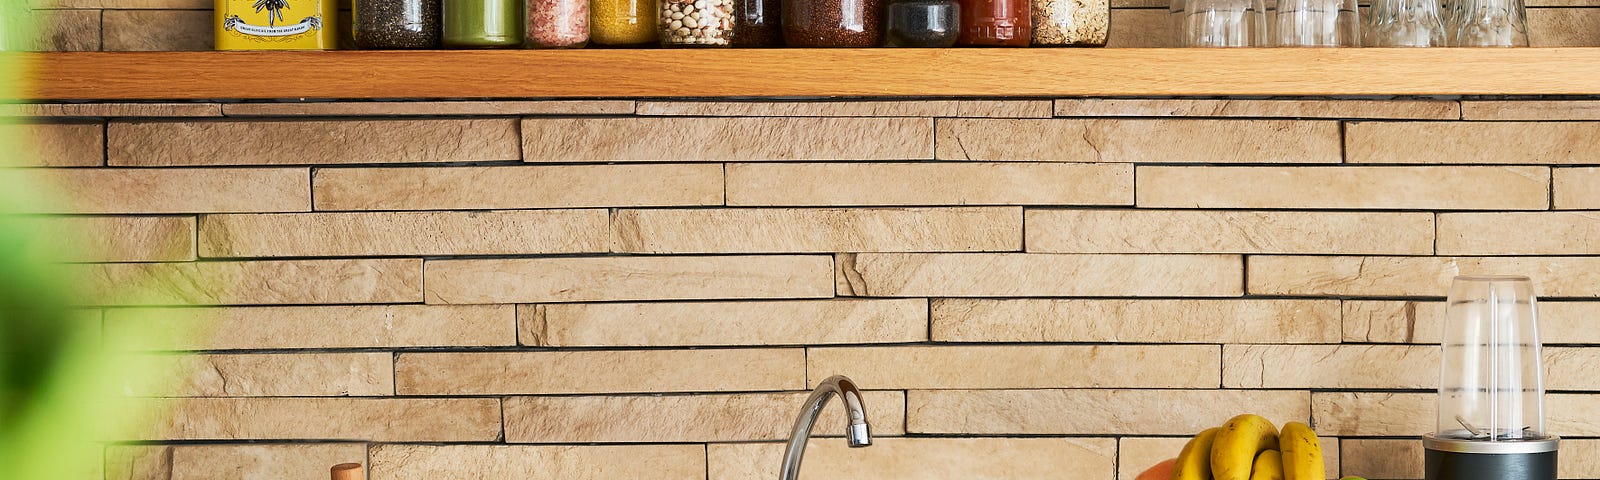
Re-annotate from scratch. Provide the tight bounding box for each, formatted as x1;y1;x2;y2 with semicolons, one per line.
330;463;363;480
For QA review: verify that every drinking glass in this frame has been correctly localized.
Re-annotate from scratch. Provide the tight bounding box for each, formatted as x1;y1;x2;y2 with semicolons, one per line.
1176;0;1268;46
1366;0;1445;46
1270;0;1359;46
1449;0;1527;46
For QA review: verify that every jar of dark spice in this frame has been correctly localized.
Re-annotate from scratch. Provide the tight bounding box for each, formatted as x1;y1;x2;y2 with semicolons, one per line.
783;0;884;46
528;0;590;47
957;0;1029;45
659;0;734;46
1031;0;1107;45
733;0;783;45
885;0;958;46
592;0;656;45
442;0;525;47
354;0;442;48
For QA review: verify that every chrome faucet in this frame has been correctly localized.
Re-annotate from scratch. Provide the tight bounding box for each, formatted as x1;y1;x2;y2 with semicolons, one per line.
780;375;872;480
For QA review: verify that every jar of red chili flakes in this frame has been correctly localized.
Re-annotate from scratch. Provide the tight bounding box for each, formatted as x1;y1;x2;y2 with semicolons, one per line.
782;0;884;46
958;0;1029;45
528;0;590;47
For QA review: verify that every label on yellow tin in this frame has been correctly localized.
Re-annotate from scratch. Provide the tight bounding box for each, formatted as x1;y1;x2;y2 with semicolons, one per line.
215;0;338;50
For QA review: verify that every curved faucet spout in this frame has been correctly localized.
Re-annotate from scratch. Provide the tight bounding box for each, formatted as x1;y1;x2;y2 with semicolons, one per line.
779;375;872;480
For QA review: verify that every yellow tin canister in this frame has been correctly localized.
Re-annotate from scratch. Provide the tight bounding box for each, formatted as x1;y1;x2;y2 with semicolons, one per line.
215;0;338;50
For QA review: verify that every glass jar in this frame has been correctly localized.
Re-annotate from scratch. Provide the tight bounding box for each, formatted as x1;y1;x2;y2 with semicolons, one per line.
659;0;734;46
1031;0;1107;45
354;0;441;48
733;0;783;45
442;0;524;47
885;0;959;46
593;0;656;45
528;0;590;47
958;0;1029;45
783;0;885;46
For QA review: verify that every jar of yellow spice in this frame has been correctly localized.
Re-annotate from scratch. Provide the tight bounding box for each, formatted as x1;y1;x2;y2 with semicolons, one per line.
216;0;338;49
592;0;658;45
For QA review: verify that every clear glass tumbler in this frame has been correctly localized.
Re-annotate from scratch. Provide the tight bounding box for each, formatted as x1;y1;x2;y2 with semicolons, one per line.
1449;0;1527;46
1366;0;1444;46
1270;0;1359;46
1177;0;1268;46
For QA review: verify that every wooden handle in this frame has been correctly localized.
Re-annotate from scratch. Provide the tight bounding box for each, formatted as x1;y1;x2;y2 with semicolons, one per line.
330;463;363;480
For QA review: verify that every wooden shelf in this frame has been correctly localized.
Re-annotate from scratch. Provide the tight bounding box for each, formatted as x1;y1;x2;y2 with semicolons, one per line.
9;48;1600;100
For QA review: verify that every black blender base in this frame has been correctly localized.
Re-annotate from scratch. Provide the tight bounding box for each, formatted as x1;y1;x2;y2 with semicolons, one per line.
1425;448;1557;480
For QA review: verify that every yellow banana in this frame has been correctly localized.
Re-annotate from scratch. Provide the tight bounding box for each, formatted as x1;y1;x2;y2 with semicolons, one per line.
1279;422;1325;480
1250;450;1284;480
1174;427;1221;480
1211;414;1280;480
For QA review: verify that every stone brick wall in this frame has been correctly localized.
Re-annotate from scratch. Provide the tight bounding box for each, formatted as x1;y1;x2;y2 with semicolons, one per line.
12;97;1600;480
18;0;1600;50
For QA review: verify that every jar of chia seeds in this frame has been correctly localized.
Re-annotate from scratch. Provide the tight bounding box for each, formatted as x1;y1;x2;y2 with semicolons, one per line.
659;0;734;46
783;0;885;46
957;0;1029;45
442;0;525;47
528;0;590;47
354;0;442;48
885;0;959;46
1031;0;1108;45
592;0;656;45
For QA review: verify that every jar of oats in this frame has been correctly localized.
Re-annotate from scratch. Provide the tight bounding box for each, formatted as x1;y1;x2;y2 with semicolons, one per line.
1031;0;1109;46
659;0;734;46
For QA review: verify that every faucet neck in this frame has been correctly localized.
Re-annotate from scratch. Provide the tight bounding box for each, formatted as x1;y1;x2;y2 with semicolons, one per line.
779;376;872;480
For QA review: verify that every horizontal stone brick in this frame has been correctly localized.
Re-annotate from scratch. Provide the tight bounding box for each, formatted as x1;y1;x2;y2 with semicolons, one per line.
1310;392;1431;436
1120;436;1338;480
1248;256;1600;297
107;445;169;480
909;389;1307;435
201;210;609;257
934;119;1340;163
34;0;205;8
134;397;500;441
1439;212;1600;255
726;162;1131;206
171;444;368;480
1223;344;1438;389
612;207;1021;253
1340;439;1421;480
1555;167;1600;209
1055;98;1458;119
503;391;905;442
1546;347;1600;391
636;100;1050;117
0;103;218;118
396;349;804;395
1462;100;1600;120
529;299;927;346
1348;301;1600;345
68;259;420;306
425;255;832;304
14;168;309;214
370;445;706;480
28;216;195;262
523;117;932;162
1138;166;1550;210
807;345;1220;389
131;353;393;397
110;119;518;166
106;305;516;350
1107;8;1175;47
103;10;210;51
31;9;100;51
5;123;101;166
1348;121;1600;164
313;164;720;210
932;299;1340;343
709;438;1116;480
1529;7;1600;46
1026;209;1433;254
837;253;1242;297
222;100;634;116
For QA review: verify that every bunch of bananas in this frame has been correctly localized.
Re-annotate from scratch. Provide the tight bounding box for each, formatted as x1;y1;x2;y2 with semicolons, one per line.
1174;414;1326;480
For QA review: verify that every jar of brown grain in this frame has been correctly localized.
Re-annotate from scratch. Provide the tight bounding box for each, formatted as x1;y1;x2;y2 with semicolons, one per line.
782;0;885;46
